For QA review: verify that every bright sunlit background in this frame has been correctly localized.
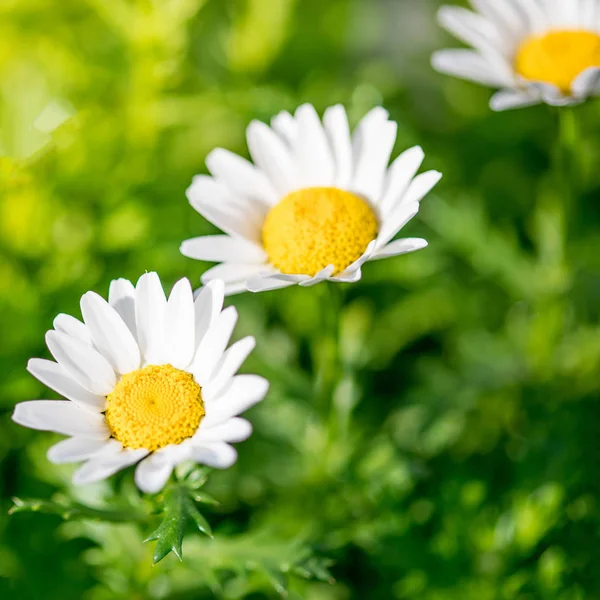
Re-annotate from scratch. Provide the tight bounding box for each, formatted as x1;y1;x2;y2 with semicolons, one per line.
2;0;600;598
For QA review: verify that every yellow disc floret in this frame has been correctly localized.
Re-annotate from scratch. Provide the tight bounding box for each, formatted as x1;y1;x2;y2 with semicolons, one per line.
105;364;204;451
516;30;600;92
262;187;378;276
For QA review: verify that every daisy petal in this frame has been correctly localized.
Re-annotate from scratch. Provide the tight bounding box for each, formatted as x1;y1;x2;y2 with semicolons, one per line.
194;417;253;443
180;235;267;264
53;314;92;345
108;278;137;340
298;265;335;287
490;88;540;111
134;453;174;494
206;147;278;207
81;291;140;375
47;437;114;464
247;120;298;196
401;171;442;206
432;49;510;87
246;275;298;293
378;146;425;215
294;103;335;186
194;279;225;352
46;330;116;395
191;442;238;469
323;104;353;188
192;306;238;385
135;272;167;365
200;263;272;286
12;400;109;438
203;336;256;399
373;237;429;259
376;202;420;248
271;110;297;146
202;374;269;427
164;278;196;369
572;66;600;97
352;110;397;200
72;448;148;486
27;358;106;412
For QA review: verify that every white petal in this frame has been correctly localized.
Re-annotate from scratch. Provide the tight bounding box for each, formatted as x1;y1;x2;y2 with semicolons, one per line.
191;442;237;469
432;49;511;87
160;278;196;369
193;279;225;353
378;146;425;215
373;237;429;259
206;147;278;207
401;171;442;206
72;449;148;486
108;278;137;340
135;272;166;365
200;263;272;290
180;235;267;263
46;331;116;395
376;202;420;248
194;417;253;443
271;110;297;146
490;88;540;111
351;109;396;201
330;267;363;283
192;306;238;385
202;374;269;427
47;437;113;464
438;6;507;55
203;336;256;399
27;358;106;412
247;120;298;196
323;104;353;188
298;264;335;287
246;274;299;293
134;453;174;494
186;176;263;242
12;400;109;438
469;0;527;43
294;103;335;186
571;66;600;97
53;314;92;345
80;291;140;375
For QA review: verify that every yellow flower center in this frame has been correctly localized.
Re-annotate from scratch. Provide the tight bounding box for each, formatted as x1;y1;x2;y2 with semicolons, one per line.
105;364;204;451
515;30;600;92
262;187;378;276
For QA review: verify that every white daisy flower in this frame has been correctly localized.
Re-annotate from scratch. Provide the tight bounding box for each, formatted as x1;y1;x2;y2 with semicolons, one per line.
433;0;600;111
12;273;268;494
180;103;440;295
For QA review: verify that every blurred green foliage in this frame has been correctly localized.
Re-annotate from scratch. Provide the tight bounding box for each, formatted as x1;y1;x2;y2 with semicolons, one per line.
3;0;600;598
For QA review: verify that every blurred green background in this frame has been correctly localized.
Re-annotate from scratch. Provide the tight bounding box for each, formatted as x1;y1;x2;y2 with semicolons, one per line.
3;0;600;598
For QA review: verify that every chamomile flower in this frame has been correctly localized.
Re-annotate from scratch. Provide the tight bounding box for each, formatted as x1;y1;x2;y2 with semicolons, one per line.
12;273;268;494
433;0;600;111
180;103;440;295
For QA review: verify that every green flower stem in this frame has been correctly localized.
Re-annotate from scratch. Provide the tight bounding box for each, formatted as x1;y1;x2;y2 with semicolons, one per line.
315;283;344;413
556;107;579;234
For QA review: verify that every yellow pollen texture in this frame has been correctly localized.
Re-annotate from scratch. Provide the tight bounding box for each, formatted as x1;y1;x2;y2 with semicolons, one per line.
515;30;600;92
105;364;204;452
262;187;378;276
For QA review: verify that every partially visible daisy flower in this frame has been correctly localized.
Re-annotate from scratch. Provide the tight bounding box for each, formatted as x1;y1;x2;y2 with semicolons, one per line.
12;273;268;494
433;0;600;111
180;103;440;295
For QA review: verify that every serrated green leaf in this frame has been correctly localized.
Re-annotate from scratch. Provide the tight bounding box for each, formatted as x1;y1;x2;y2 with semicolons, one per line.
145;484;213;564
193;491;219;506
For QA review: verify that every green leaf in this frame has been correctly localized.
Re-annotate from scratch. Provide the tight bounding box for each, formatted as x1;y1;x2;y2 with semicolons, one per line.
9;496;145;523
144;484;213;564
